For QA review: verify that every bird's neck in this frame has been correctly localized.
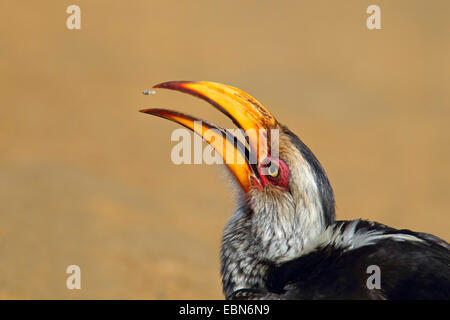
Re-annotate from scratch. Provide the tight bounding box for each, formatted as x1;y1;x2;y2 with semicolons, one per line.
220;193;327;298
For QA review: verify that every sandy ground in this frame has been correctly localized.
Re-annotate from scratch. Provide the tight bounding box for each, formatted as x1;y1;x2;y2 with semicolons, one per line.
0;1;449;299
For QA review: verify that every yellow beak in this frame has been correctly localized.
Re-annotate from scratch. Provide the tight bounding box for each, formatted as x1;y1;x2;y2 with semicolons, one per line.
140;81;279;193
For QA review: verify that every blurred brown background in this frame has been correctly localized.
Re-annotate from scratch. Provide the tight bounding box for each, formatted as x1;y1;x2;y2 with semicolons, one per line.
0;0;449;299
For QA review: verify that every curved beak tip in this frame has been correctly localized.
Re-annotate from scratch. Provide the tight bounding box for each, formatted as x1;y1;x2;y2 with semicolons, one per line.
139;108;154;115
153;81;195;90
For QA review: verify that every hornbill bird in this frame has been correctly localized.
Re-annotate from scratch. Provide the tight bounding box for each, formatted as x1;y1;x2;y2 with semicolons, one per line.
140;81;450;300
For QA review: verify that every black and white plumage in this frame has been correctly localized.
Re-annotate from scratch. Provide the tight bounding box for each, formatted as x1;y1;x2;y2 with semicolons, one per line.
227;219;450;300
141;81;450;300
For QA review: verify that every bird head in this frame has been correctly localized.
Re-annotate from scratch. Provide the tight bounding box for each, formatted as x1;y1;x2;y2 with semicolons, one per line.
140;81;335;296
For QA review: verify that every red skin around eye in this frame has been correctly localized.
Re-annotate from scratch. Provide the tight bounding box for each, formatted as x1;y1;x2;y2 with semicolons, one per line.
258;158;290;190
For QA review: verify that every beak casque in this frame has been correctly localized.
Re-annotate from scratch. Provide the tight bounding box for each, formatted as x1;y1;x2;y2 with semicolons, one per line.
140;81;279;193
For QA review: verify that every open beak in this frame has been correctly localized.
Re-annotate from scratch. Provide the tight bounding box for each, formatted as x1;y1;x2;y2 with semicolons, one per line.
140;81;278;193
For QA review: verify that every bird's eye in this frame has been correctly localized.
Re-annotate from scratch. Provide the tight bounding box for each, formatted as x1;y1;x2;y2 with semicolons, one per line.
258;158;290;189
267;163;279;178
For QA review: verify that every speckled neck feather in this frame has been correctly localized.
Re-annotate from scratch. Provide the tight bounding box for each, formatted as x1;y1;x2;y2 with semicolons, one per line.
220;128;334;298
